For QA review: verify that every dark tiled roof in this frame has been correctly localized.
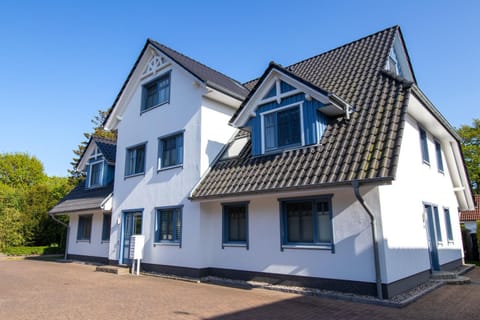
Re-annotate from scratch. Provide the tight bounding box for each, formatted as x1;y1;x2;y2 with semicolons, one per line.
49;181;113;215
192;26;412;199
460;195;480;221
94;136;116;163
149;40;249;100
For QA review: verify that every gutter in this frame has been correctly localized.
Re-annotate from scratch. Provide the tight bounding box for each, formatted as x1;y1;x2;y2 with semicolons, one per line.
48;213;70;261
352;180;383;299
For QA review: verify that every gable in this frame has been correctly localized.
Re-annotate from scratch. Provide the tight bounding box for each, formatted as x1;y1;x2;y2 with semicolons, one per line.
384;30;415;82
231;66;346;129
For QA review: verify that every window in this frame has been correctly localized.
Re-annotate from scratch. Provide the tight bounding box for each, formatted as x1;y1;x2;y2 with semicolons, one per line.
281;197;332;248
223;203;248;247
386;47;402;76
88;161;103;188
77;215;92;241
263;106;302;152
419;127;430;164
158;133;183;169
102;214;111;242
141;73;170;112
435;141;444;173
125;143;146;176
433;206;443;243
444;208;454;242
155;207;182;244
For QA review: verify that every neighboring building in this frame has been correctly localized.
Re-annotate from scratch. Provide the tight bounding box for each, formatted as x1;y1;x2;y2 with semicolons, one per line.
51;26;474;299
460;195;480;234
50;136;116;262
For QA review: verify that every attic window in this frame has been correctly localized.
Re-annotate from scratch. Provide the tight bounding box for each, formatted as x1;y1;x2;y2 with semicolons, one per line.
386;47;402;76
221;137;248;159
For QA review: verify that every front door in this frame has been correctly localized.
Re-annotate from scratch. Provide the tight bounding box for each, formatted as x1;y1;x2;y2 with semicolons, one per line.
121;211;143;265
424;204;440;271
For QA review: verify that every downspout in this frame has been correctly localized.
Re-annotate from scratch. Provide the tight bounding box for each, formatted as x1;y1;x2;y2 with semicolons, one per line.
352;180;383;299
49;213;70;261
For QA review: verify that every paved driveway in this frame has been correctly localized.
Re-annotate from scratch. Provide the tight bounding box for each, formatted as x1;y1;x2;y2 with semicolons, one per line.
1;258;480;320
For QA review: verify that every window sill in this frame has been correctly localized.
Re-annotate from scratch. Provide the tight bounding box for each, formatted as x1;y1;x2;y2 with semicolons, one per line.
140;101;169;114
101;240;110;244
76;240;91;243
87;184;105;190
281;244;332;251
153;242;180;247
422;160;431;166
222;243;248;249
124;172;145;180
157;164;183;172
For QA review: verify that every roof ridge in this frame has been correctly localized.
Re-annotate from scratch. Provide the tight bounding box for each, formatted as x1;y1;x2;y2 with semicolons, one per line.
149;39;248;92
285;25;399;71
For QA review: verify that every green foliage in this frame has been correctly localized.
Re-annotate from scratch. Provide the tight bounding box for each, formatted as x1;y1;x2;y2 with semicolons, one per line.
457;119;480;193
0;153;75;248
1;245;63;256
0;153;45;188
0;207;24;249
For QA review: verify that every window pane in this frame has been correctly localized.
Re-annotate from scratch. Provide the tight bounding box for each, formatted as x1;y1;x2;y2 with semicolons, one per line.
444;209;453;241
158;76;170;104
420;128;429;163
102;214;111;241
433;206;442;243
157;208;181;242
316;201;331;243
226;205;246;242
264;113;276;150
90;162;102;186
77;215;92;241
277;108;301;147
435;142;444;172
286;201;313;242
175;209;182;242
160;134;183;168
145;83;159;109
135;146;145;173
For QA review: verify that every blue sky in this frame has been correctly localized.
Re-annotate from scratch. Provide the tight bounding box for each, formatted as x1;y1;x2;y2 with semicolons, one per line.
0;0;479;177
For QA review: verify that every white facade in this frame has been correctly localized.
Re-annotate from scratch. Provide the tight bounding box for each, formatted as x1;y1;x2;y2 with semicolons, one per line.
67;212;110;259
108;47;237;267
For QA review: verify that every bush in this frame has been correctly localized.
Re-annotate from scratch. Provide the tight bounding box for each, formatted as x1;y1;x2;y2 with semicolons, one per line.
1;245;63;256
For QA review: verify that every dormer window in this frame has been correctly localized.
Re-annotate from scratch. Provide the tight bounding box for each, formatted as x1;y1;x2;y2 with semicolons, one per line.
141;72;171;113
262;104;303;152
88;161;103;188
386;47;402;76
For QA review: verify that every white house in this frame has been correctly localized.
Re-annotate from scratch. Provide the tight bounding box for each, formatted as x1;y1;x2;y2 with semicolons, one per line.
51;26;474;299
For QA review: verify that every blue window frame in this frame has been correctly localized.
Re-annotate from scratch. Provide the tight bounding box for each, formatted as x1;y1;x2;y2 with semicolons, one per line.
263;106;301;152
433;206;443;243
141;72;170;112
280;196;333;248
155;207;182;244
77;215;92;241
101;213;111;241
419;127;430;164
435;141;444;173
222;202;248;248
125;143;146;177
158;132;183;169
444;208;454;242
88;161;103;188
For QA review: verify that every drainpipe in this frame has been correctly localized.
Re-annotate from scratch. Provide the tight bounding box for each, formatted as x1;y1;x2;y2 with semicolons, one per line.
352;180;383;299
49;213;70;261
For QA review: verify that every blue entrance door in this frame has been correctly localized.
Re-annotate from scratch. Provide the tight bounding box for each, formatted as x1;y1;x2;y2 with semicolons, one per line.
121;211;143;265
424;204;440;271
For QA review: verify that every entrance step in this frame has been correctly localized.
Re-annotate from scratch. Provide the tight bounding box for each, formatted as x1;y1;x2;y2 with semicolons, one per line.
431;271;471;285
96;265;129;275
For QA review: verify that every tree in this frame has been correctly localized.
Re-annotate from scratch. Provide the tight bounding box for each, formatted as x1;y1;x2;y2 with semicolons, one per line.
0;207;24;249
457;119;480;193
70;108;117;177
0;153;45;188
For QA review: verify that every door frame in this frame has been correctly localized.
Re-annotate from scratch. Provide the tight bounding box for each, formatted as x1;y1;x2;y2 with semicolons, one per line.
119;209;144;265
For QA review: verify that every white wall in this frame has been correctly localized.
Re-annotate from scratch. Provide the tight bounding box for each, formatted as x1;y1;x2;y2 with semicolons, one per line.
68;212;109;258
378;112;463;283
200;186;379;283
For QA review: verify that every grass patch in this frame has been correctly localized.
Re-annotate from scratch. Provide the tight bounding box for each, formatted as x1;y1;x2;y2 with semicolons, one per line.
2;245;64;256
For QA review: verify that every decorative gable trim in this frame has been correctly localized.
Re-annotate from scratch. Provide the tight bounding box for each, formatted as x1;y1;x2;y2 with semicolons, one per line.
231;64;346;128
141;50;171;80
